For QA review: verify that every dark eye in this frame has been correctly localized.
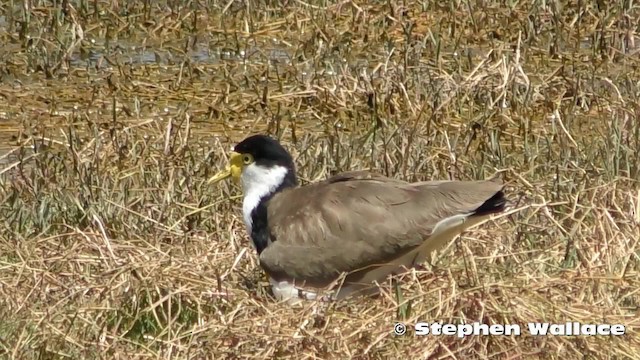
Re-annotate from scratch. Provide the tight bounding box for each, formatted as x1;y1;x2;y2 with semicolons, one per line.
242;154;254;164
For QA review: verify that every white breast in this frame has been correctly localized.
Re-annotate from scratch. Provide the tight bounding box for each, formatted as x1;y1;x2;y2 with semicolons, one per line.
240;163;289;236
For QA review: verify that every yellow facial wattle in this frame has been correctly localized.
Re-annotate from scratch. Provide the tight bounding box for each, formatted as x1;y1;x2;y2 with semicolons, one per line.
228;151;243;183
208;151;244;184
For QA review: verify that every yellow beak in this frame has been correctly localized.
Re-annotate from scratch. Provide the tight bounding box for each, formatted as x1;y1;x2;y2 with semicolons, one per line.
208;151;243;184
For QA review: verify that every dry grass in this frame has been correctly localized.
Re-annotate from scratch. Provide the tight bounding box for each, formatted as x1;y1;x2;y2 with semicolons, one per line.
0;0;639;359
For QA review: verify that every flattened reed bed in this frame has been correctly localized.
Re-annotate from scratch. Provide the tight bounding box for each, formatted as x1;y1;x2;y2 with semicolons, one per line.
0;1;639;359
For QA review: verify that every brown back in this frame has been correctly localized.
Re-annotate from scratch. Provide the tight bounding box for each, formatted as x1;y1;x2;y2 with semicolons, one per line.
259;171;503;287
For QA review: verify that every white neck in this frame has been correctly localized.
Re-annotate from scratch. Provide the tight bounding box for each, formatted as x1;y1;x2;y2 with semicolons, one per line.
240;163;289;237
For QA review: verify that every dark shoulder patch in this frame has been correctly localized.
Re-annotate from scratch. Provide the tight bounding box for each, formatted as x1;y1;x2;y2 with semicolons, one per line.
326;171;378;184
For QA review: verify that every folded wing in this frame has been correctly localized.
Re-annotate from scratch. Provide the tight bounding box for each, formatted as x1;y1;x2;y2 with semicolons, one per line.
259;171;505;288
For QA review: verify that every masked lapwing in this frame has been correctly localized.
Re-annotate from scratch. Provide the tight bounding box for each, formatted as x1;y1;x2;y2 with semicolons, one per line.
209;134;507;302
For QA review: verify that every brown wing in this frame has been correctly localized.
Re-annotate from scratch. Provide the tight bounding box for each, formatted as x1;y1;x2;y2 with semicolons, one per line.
259;171;504;287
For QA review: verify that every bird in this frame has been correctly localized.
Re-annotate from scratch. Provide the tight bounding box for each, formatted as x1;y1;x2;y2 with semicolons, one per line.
209;134;508;303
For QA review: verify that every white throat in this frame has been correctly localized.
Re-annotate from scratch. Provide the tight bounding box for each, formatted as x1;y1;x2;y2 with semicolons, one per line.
240;163;289;236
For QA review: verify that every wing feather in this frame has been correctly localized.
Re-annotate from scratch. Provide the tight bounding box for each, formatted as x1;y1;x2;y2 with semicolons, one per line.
259;171;504;287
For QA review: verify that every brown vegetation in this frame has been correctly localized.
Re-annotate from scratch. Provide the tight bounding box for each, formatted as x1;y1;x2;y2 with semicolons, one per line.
0;1;638;359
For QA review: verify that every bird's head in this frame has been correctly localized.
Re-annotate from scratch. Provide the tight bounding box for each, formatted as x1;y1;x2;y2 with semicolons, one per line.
208;135;298;194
